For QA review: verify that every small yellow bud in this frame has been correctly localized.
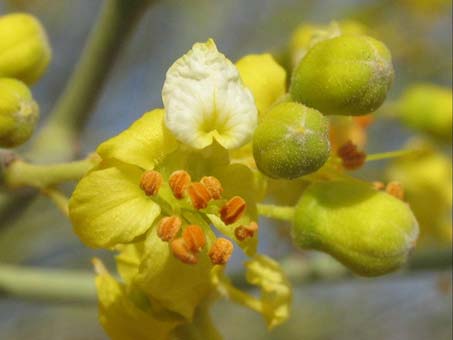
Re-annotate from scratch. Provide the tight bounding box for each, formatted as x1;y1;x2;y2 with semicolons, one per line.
0;13;51;84
0;77;39;147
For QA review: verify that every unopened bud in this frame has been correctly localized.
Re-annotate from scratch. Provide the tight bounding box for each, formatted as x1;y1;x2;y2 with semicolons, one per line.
0;13;51;84
157;216;182;242
188;182;212;209
182;225;206;253
140;170;162;196
169;170;191;199
0;78;39;147
200;176;223;200
208;238;234;265
220;196;246;225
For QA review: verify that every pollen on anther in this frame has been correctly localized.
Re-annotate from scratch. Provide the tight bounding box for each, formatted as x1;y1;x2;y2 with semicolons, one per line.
140;170;163;196
183;225;206;253
169;170;191;199
234;222;258;241
200;176;223;200
188;182;212;209
208;238;234;265
337;140;366;170
171;238;198;264
386;181;405;200
157;216;182;242
220;196;246;225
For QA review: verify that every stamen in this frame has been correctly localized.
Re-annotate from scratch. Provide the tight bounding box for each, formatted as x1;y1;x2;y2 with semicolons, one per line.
157;216;182;242
171;238;198;264
188;182;212;209
337;140;366;170
208;238;234;265
372;181;385;190
169;170;191;199
140;170;163;196
183;225;206;253
234;222;258;241
220;196;246;225
200;176;223;200
386;181;405;200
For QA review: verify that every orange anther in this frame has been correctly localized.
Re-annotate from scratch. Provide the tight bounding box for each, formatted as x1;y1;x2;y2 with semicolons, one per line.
337;140;366;170
200;176;223;200
157;216;182;242
372;181;385;190
188;182;212;209
140;170;163;196
234;222;259;241
170;238;197;264
208;238;233;265
220;196;246;225
169;170;191;199
386;181;405;200
183;225;206;253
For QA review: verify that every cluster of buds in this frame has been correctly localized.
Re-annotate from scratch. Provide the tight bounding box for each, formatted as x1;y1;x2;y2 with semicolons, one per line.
337;140;367;170
139;169;258;265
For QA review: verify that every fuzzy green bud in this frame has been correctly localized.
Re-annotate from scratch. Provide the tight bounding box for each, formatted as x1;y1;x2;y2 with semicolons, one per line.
290;35;394;116
396;84;452;142
0;78;39;147
253;102;330;179
0;13;51;84
292;180;419;276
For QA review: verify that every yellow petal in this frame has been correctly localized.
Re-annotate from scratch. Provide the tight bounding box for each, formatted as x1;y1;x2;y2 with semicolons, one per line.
69;164;160;248
162;39;257;149
95;260;181;340
245;255;292;329
97;109;178;170
211;255;291;329
236;54;286;114
134;226;215;320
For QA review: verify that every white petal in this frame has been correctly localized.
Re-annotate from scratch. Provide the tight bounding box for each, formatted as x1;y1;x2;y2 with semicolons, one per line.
162;39;258;149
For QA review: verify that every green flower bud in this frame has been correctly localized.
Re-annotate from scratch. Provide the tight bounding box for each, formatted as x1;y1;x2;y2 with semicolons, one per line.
290;35;394;116
253;102;330;179
396;84;452;142
0;13;51;84
0;78;39;147
292;180;419;276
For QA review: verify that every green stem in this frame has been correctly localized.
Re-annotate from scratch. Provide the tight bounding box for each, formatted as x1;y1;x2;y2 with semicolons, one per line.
0;263;96;303
30;0;152;161
4;155;98;189
366;149;419;162
257;203;295;222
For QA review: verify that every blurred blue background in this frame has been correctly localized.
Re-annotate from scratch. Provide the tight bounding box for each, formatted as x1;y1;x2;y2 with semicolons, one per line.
0;0;451;339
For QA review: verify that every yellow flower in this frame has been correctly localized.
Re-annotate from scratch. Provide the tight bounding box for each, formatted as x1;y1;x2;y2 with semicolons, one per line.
69;109;177;248
162;39;257;149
